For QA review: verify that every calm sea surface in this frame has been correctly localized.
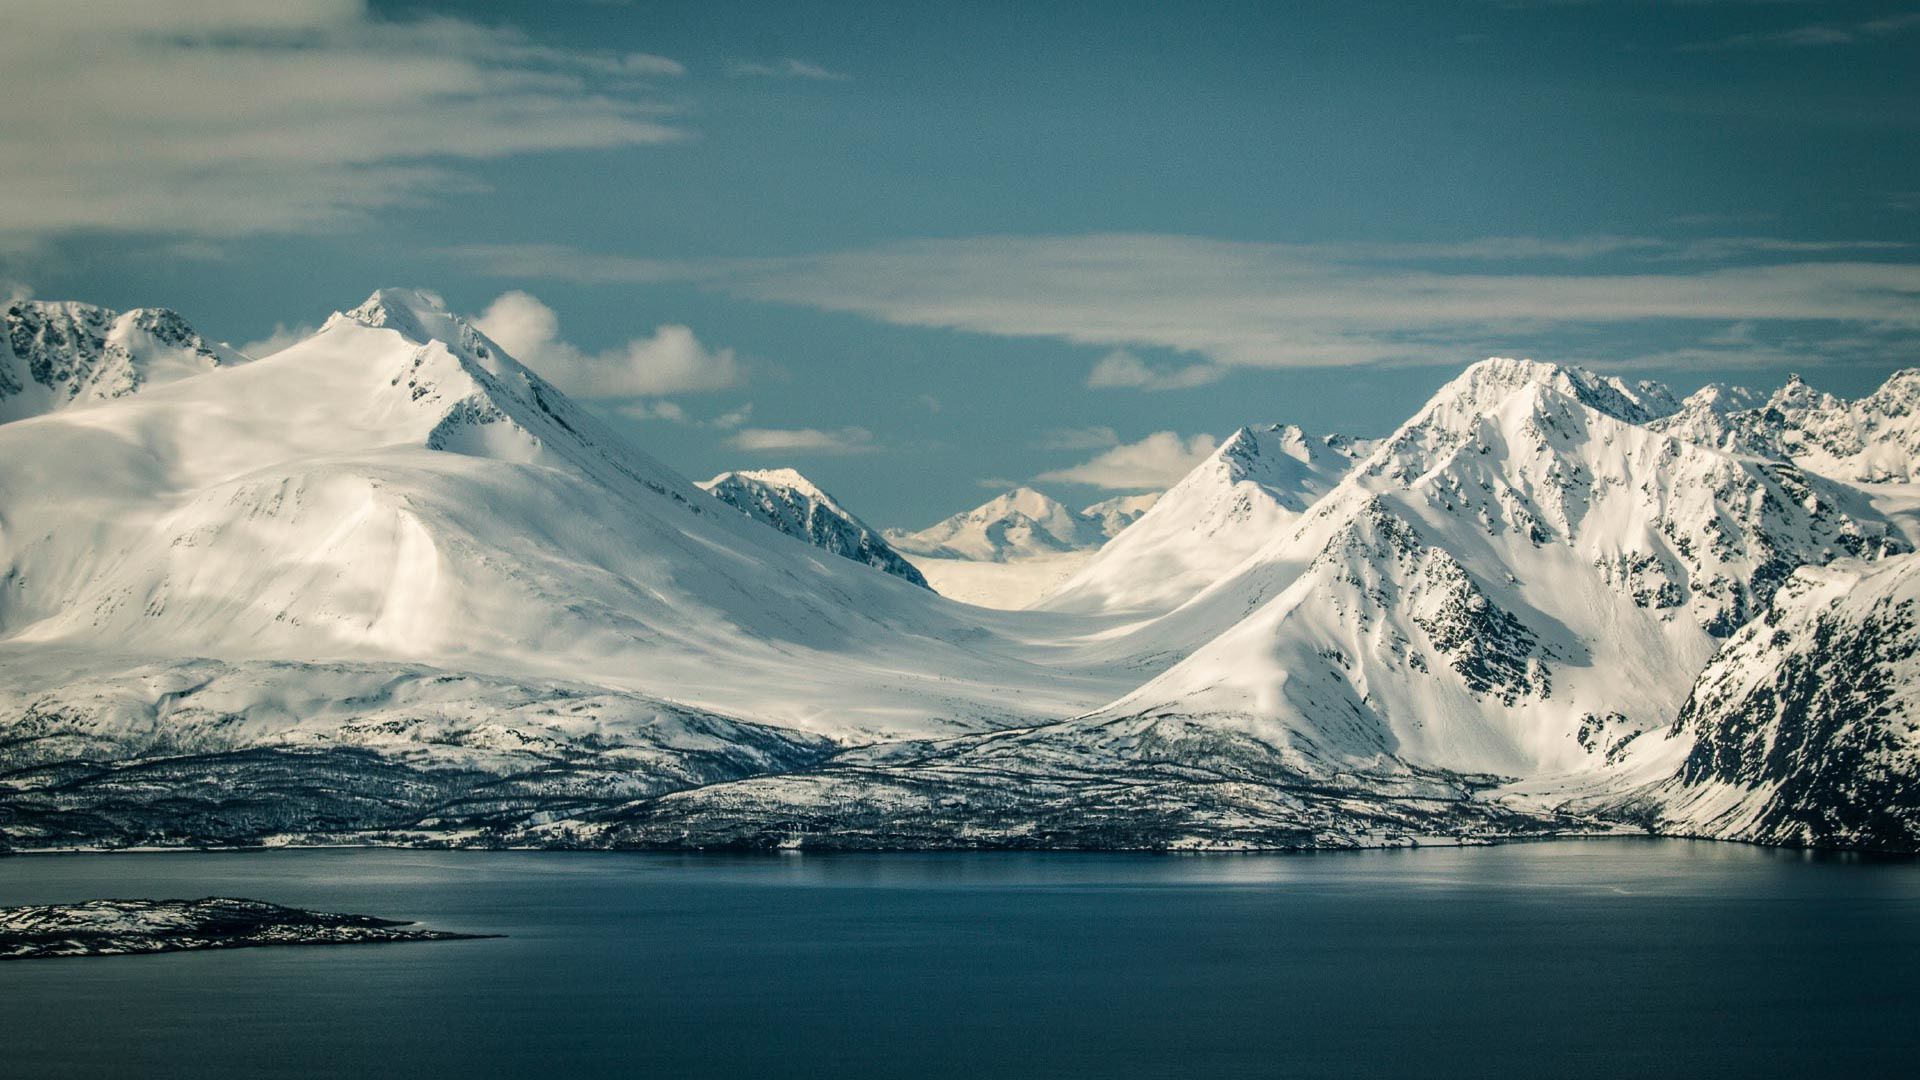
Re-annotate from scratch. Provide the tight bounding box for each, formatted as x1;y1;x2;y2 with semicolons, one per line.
1;840;1916;1079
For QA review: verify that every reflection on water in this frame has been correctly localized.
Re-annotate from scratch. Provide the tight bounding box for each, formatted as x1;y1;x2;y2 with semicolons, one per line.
2;840;1917;1080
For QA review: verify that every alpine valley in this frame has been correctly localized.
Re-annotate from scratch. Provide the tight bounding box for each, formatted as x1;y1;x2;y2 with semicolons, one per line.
4;291;1918;853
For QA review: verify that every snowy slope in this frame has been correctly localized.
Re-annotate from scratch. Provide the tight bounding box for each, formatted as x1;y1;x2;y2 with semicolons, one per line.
0;290;1127;747
699;468;929;587
2;301;245;423
885;487;1107;561
1044;425;1372;615
1633;553;1920;849
903;550;1097;610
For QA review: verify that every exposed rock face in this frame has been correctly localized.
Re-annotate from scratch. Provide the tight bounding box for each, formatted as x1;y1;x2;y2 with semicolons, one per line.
2;300;241;422
700;468;929;587
1643;554;1920;851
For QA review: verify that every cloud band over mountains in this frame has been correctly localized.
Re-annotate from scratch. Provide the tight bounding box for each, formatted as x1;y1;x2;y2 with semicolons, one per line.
451;234;1920;375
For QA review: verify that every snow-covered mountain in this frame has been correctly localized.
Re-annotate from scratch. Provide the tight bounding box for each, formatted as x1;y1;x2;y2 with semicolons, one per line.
5;305;1918;854
699;468;929;588
1647;370;1920;485
1765;371;1920;484
1646;383;1773;456
665;357;1907;850
2;300;245;423
489;357;1918;852
1090;359;1902;779
1081;492;1162;536
885;487;1111;562
881;487;1166;609
1044;424;1373;615
1632;553;1920;850
0;289;1123;747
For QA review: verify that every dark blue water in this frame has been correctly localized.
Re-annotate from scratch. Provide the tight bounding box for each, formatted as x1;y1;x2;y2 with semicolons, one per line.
2;841;1917;1079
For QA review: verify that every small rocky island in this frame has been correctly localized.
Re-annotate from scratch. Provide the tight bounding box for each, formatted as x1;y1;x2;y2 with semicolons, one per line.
0;897;493;960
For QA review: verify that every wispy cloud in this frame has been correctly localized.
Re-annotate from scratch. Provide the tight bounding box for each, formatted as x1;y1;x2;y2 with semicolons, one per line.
724;235;1920;369
1086;350;1228;391
474;291;741;397
728;426;878;455
618;399;687;422
620;400;757;428
727;58;852;81
455;233;1920;372
711;403;754;430
1678;12;1920;52
1036;431;1218;491
236;322;318;360
0;2;685;245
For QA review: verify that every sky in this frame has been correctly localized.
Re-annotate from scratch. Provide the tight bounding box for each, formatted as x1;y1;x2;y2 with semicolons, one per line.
4;0;1918;528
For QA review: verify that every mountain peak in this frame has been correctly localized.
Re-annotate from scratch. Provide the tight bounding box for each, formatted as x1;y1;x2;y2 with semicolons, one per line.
985;486;1070;516
887;486;1103;562
345;286;447;324
1766;372;1838;415
336;288;473;349
1868;368;1920;403
712;467;822;498
1447;357;1678;425
1678;382;1764;414
700;468;929;587
1043;422;1369;616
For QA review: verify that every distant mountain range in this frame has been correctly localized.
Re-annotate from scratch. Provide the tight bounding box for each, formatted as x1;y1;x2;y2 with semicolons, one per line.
884;486;1157;563
3;290;1917;852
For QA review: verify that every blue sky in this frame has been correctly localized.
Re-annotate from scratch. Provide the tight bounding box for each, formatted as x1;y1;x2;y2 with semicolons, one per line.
4;0;1918;527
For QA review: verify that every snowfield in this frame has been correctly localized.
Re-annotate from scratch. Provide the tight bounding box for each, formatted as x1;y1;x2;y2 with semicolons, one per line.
4;290;1918;852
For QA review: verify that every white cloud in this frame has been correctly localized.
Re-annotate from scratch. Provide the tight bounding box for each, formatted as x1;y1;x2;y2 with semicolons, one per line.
451;233;1920;372
1678;12;1920;52
710;403;754;430
474;290;741;398
618;399;687;422
727;426;877;455
727;58;852;81
1036;431;1218;490
1086;350;1227;391
236;322;317;359
712;234;1920;369
617;399;762;428
0;2;685;244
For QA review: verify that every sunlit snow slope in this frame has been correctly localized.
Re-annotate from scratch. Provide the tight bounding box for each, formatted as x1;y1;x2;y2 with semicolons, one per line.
0;291;1122;743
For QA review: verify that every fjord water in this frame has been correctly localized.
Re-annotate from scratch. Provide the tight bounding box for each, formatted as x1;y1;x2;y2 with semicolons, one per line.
2;842;1916;1079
